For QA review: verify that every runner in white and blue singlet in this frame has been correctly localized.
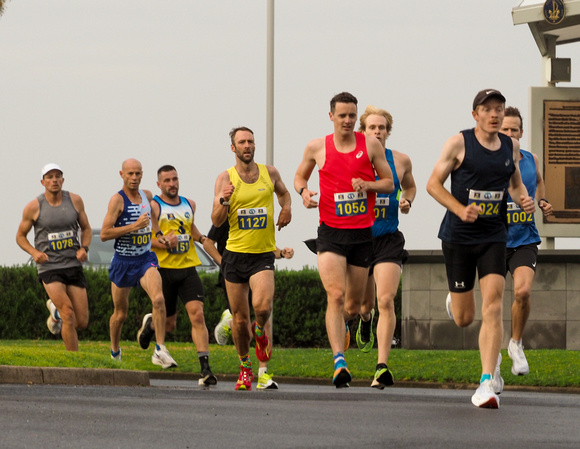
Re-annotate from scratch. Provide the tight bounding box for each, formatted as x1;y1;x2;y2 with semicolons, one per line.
101;158;177;369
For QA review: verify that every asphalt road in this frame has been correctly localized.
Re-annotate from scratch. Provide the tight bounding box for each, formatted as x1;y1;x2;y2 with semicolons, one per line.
2;379;579;449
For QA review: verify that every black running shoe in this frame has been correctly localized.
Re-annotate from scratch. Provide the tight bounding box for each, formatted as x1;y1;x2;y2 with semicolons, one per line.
137;313;154;350
200;368;217;386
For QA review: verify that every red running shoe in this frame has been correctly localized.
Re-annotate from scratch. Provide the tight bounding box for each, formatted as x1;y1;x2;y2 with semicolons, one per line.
235;365;254;391
252;321;272;362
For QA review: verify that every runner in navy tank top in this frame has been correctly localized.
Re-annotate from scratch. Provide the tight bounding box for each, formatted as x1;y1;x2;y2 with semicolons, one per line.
427;89;536;409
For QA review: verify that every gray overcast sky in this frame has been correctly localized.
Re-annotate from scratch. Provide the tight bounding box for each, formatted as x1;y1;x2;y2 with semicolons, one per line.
2;0;579;270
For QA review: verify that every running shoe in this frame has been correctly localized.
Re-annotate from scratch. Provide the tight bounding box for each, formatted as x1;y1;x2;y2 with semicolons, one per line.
214;309;232;345
371;364;394;389
508;338;529;376
199;367;218;386
45;299;62;335
235;365;254;391
137;313;154;350
152;346;178;369
252;321;272;362
332;366;352;389
471;379;500;409
445;293;453;320
344;322;351;351
492;353;504;395
356;309;375;353
110;348;122;361
257;372;279;390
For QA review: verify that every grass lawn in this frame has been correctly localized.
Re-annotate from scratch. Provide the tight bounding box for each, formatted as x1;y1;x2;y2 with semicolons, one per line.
1;340;579;388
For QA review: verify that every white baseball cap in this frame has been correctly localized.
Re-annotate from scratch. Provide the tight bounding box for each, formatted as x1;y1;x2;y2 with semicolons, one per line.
41;163;63;178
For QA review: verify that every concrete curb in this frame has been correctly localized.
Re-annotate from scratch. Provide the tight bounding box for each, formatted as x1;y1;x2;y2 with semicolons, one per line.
0;365;149;387
2;365;580;394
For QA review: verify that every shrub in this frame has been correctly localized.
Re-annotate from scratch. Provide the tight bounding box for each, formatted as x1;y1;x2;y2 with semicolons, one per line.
0;265;402;348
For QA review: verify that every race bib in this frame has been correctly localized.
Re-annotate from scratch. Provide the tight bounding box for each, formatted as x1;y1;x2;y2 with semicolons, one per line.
169;234;190;254
47;230;76;252
507;202;533;226
334;191;368;217
374;197;389;220
130;226;152;247
468;190;504;217
237;207;267;230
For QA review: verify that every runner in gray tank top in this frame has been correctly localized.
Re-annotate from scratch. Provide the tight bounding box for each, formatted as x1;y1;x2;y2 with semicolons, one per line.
16;163;92;351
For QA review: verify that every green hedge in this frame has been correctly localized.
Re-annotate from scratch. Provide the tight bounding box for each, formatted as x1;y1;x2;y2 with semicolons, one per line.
0;266;401;348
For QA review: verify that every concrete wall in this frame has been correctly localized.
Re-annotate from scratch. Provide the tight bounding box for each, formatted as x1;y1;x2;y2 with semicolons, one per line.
401;250;580;350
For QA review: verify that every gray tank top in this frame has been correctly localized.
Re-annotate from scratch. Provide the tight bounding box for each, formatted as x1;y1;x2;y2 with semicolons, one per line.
34;191;82;273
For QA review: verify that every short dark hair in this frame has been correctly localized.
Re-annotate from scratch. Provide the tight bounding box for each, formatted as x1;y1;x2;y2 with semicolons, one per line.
504;106;523;131
330;92;358;113
229;126;254;145
157;164;176;177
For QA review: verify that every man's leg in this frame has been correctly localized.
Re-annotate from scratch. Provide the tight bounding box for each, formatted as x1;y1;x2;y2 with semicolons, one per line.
226;281;251;357
110;284;131;353
185;300;209;353
356;275;376;351
509;266;533;375
478;274;505;376
374;262;400;367
248;270;275;328
511;266;533;341
248;270;275;362
42;282;80;351
67;285;89;332
359;275;375;323
448;291;476;328
139;267;167;346
318;252;348;355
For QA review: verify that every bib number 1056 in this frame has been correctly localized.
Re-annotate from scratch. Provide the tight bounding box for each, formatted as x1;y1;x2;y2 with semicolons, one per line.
334;191;367;217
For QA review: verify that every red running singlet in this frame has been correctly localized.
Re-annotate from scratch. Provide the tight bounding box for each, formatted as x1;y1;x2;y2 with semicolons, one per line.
318;132;376;229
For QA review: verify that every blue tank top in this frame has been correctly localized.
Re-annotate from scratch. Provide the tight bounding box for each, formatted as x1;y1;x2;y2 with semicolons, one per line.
506;150;541;248
438;128;514;244
114;189;152;257
372;148;400;237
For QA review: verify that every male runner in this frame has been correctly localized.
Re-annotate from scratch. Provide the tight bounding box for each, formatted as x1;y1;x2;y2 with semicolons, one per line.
17;163;91;351
427;89;535;408
294;92;394;388
101;158;176;368
136;165;216;385
500;106;552;376
211;127;291;390
356;105;416;388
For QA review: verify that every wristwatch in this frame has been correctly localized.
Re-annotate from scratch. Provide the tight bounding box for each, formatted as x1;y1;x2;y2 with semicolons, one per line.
82;246;89;253
220;197;230;206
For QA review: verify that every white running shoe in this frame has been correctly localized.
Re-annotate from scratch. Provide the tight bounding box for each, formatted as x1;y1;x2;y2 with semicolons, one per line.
45;299;62;335
445;293;453;320
491;353;504;395
110;348;122;361
214;309;232;345
257;372;279;390
152;346;178;369
508;338;529;376
471;379;500;409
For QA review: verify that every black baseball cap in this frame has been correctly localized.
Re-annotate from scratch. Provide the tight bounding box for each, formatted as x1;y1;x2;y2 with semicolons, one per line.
472;89;506;110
